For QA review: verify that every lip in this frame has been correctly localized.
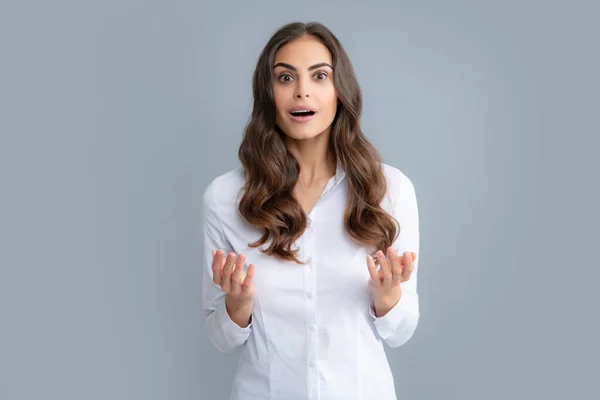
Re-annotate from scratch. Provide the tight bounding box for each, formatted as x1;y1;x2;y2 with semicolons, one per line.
289;105;317;113
288;105;317;123
289;113;317;123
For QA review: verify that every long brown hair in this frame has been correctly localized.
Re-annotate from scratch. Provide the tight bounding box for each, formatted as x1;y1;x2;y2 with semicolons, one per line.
237;21;399;265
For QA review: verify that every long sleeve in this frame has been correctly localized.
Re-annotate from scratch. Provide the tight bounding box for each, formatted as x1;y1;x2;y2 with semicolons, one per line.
201;183;253;354
369;174;420;348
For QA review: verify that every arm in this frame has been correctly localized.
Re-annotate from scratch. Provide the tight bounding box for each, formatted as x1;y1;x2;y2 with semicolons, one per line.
201;184;253;354
369;174;420;348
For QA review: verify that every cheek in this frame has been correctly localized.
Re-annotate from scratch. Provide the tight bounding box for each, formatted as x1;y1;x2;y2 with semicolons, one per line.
322;84;337;105
273;86;289;115
323;89;338;115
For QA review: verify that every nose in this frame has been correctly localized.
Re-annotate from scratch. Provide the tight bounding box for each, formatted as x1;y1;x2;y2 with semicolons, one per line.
294;77;310;98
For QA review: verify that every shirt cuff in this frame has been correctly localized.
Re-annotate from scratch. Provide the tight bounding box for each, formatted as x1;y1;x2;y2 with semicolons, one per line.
217;296;253;340
369;296;413;336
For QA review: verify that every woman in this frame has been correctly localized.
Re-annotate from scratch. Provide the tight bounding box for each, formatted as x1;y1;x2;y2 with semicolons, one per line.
201;21;420;400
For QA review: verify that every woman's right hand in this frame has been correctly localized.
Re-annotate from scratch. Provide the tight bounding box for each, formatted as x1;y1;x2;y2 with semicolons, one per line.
211;249;256;304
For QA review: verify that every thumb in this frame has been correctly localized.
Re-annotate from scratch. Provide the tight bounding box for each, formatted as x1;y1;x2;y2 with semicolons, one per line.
242;264;256;291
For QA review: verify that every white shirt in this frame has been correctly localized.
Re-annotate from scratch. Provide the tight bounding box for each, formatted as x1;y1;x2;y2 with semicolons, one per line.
201;162;420;400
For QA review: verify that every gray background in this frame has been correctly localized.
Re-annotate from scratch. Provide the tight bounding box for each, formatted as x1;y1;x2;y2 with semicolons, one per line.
1;1;598;399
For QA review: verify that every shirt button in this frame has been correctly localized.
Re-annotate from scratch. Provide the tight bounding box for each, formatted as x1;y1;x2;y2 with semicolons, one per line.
305;291;313;299
307;218;312;226
307;324;316;331
306;257;312;264
309;360;316;367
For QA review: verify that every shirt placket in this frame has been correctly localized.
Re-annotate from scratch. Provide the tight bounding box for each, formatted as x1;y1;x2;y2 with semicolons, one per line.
303;213;318;399
304;169;345;400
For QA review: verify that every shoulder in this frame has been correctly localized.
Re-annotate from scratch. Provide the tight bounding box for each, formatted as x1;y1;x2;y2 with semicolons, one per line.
380;162;418;220
381;162;416;197
202;165;246;209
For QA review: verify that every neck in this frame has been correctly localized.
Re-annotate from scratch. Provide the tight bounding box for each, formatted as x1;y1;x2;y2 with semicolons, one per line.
284;129;336;188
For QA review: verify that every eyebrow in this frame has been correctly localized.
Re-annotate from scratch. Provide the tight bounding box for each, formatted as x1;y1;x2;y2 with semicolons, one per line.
273;62;334;71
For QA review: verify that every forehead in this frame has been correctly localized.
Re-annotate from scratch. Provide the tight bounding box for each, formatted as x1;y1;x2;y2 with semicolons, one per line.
274;36;332;66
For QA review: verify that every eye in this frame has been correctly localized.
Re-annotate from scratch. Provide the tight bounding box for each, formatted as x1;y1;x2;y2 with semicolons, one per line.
278;74;293;83
315;72;328;80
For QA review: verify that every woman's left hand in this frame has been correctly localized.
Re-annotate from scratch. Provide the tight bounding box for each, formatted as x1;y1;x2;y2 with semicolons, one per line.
367;247;416;315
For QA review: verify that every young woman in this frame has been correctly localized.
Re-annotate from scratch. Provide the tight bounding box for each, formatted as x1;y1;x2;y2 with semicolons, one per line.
201;21;420;400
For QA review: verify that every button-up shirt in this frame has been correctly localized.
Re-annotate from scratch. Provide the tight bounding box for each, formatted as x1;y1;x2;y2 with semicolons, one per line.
201;162;420;400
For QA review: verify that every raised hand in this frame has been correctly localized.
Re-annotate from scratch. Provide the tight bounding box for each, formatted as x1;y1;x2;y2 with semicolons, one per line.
211;249;256;303
366;247;416;316
211;249;256;328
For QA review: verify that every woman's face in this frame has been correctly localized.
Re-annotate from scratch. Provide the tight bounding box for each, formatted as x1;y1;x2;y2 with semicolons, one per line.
273;35;338;141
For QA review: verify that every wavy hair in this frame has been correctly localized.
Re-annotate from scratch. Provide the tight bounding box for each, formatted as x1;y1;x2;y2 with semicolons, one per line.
237;21;399;265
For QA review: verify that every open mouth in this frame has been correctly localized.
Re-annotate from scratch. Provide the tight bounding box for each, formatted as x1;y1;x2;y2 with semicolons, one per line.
289;110;316;117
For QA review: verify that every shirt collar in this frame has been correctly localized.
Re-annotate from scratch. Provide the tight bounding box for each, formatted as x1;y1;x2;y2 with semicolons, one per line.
318;161;345;199
334;161;346;184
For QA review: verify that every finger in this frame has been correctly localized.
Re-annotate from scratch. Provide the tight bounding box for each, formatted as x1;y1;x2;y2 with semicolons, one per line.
221;252;237;292
387;247;403;286
241;264;255;294
376;250;392;289
211;249;225;286
401;252;414;282
230;254;247;294
366;255;380;284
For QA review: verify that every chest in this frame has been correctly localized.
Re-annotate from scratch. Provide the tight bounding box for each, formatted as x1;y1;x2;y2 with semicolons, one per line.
293;182;329;217
227;184;373;308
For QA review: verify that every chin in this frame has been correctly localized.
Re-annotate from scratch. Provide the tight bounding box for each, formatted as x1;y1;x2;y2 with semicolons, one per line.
288;129;321;140
278;123;330;140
